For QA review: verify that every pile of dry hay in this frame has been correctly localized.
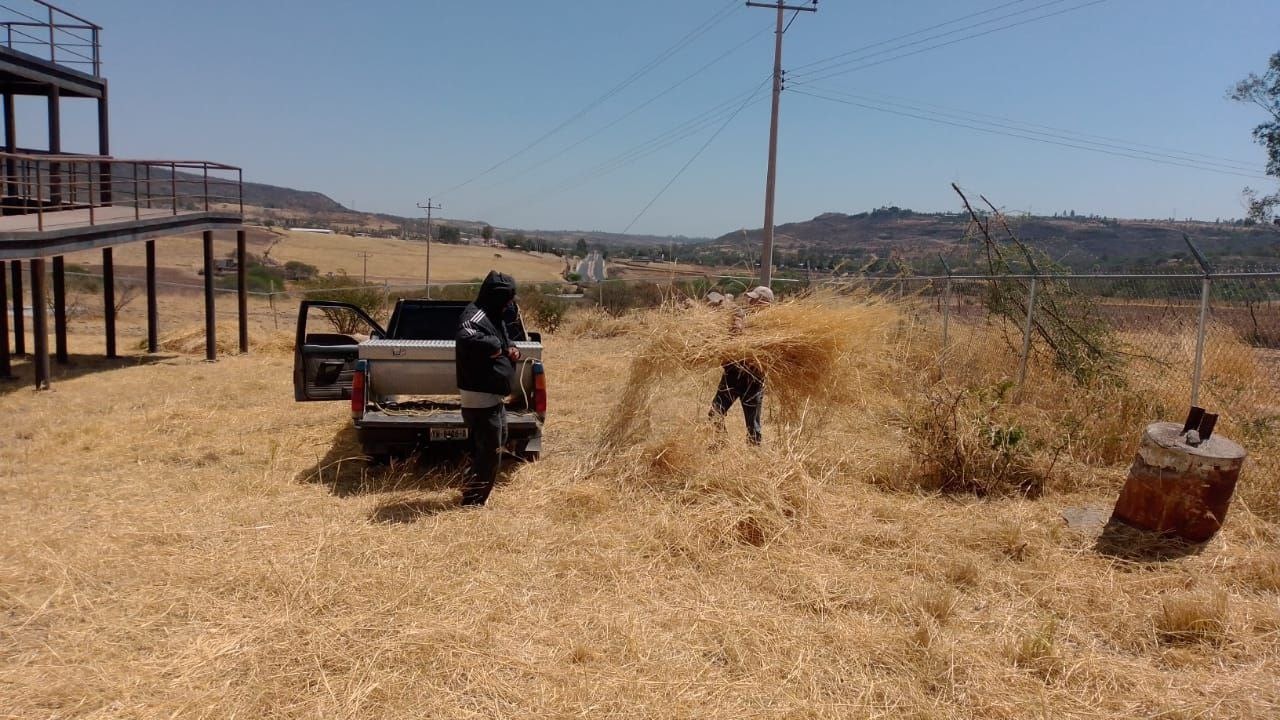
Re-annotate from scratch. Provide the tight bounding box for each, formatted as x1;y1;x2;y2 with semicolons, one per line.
598;293;901;449
583;291;1280;523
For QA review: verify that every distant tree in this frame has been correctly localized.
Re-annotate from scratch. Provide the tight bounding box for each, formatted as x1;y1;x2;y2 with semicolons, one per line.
436;225;461;243
482;224;494;241
1230;51;1280;223
575;237;588;255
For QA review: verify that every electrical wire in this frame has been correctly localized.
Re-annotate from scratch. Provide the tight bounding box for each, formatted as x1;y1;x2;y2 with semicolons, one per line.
622;82;766;233
484;79;772;217
431;0;741;198
789;0;1041;75
474;22;774;196
805;86;1262;171
787;86;1271;180
788;0;1110;86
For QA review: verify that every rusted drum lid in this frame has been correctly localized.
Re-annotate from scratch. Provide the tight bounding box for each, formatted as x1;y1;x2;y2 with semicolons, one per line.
1144;421;1246;463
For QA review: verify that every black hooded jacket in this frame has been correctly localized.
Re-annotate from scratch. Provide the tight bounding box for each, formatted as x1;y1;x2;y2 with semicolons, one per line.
456;271;518;396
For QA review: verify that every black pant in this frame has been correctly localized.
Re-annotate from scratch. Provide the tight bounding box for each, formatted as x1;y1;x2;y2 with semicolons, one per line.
461;405;506;506
709;362;763;444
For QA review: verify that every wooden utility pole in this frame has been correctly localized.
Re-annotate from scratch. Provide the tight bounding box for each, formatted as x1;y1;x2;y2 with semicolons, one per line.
747;0;816;287
417;198;441;298
356;251;373;284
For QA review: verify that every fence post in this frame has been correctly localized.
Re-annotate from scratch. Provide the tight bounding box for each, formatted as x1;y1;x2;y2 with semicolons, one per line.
1185;235;1214;408
939;256;953;349
1191;276;1211;407
942;277;952;348
1015;276;1038;389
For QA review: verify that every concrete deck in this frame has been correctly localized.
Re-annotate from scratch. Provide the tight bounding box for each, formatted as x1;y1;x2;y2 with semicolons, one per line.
0;206;242;260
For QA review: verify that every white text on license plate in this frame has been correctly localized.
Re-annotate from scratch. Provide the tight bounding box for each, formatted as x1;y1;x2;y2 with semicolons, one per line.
430;428;469;441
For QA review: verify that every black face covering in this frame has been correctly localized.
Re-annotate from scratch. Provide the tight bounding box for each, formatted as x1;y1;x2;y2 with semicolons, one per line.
474;270;517;317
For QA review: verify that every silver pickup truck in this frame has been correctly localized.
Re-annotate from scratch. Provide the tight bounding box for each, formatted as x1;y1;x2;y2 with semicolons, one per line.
293;299;545;461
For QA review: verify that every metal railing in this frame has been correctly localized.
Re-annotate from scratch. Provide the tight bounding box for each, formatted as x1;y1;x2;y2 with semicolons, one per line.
0;0;100;76
0;151;243;231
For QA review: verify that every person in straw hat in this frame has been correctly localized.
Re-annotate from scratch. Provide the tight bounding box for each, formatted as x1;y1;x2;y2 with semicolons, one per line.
708;285;773;444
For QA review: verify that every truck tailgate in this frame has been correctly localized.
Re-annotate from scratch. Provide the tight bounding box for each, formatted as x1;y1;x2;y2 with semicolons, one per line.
360;339;543;397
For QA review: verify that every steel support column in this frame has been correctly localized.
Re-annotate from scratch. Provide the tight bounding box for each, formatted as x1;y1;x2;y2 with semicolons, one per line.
10;260;23;355
52;255;67;363
97;80;111;204
30;258;49;389
2;91;14;203
103;247;116;358
0;260;11;379
203;231;216;361
145;240;157;353
47;85;60;205
236;229;248;353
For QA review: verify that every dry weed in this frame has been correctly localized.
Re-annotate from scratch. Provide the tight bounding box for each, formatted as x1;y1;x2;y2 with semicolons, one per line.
3;295;1279;718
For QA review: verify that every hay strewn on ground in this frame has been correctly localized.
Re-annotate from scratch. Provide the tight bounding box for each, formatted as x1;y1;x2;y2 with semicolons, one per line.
1;296;1278;718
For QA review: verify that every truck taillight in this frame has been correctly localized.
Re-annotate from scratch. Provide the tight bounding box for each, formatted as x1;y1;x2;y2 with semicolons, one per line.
532;360;546;416
351;360;366;419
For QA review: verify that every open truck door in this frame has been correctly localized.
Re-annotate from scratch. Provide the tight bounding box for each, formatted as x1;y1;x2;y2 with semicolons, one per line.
293;301;386;402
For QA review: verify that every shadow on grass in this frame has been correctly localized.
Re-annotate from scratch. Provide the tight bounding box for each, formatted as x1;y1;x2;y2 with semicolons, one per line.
1093;518;1206;562
295;425;522;511
295;425;467;497
1;353;177;396
369;496;460;524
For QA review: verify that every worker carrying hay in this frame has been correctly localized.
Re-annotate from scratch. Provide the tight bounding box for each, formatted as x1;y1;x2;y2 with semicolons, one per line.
708;285;773;444
456;270;521;506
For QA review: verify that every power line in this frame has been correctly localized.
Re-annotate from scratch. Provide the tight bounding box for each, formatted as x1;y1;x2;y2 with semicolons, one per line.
622;86;763;234
789;0;1035;73
431;0;741;198
489;80;772;216
799;86;1264;174
818;88;1262;170
474;22;774;196
787;87;1271;180
789;0;1110;86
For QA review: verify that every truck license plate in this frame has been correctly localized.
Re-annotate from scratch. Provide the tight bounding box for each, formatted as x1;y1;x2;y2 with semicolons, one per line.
430;428;469;441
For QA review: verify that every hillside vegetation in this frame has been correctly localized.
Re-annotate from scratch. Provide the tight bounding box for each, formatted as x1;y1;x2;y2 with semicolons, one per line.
1;294;1277;718
707;208;1280;273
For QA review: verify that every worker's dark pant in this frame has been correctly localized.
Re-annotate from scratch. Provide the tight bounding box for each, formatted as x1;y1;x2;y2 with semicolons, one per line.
709;362;763;444
461;405;506;506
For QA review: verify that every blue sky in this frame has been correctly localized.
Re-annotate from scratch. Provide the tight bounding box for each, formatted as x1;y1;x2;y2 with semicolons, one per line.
36;1;1280;237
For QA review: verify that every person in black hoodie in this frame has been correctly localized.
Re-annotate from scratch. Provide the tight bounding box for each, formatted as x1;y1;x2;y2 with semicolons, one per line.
456;271;520;506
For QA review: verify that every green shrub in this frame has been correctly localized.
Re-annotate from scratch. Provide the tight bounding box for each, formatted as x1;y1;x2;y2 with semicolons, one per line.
299;272;388;332
520;290;568;333
284;260;318;281
217;264;285;293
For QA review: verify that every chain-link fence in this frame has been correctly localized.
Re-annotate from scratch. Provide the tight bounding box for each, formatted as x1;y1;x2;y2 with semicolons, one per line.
9;264;1278;479
864;271;1279;493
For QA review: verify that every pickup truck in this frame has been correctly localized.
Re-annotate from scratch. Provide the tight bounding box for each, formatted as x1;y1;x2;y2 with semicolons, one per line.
293;299;545;461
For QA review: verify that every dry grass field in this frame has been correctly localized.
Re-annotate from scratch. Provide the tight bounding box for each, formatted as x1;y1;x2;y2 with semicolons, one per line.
61;228;565;287
2;293;1279;718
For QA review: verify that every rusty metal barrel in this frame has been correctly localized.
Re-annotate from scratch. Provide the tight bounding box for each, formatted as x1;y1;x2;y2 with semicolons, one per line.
1110;420;1247;542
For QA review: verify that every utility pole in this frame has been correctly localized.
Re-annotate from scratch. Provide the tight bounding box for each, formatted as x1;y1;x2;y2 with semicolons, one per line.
747;0;816;287
417;198;441;298
355;251;372;284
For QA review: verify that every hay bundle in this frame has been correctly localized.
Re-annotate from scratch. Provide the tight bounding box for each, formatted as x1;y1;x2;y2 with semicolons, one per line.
597;293;899;449
140;324;295;357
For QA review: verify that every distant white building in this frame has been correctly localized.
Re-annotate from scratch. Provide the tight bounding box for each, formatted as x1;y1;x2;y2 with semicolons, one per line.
289;227;334;234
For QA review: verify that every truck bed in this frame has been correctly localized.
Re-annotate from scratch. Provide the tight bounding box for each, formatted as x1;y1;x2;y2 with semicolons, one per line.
360;339;543;399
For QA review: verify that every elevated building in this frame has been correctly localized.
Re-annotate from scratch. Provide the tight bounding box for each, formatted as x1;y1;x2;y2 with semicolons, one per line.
0;1;244;388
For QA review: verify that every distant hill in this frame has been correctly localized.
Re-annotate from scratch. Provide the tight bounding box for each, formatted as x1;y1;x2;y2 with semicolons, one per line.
178;172;1279;270
708;208;1280;273
123;168;351;214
